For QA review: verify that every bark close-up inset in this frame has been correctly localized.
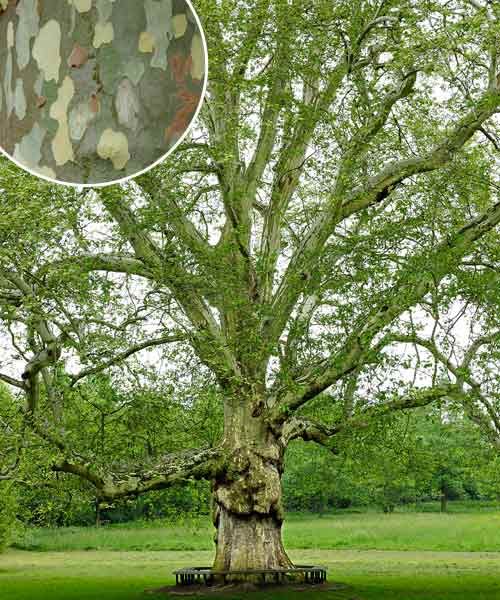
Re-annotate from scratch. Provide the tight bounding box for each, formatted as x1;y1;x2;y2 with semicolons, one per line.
0;0;206;185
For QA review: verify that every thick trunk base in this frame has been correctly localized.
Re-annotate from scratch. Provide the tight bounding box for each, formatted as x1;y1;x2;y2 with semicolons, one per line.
211;402;293;581
213;506;293;575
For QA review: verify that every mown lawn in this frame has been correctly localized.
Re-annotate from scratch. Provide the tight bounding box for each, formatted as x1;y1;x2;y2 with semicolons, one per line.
2;510;500;599
15;510;500;552
1;549;500;600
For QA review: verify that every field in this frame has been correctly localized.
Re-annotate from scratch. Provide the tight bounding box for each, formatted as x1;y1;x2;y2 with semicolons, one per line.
2;508;500;600
15;507;500;553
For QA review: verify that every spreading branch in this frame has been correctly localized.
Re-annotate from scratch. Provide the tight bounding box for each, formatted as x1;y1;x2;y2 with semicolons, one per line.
52;445;224;500
273;197;500;419
280;383;461;448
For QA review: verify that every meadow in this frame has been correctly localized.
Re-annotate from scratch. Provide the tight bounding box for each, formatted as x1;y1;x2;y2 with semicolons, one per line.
13;507;500;553
2;507;500;600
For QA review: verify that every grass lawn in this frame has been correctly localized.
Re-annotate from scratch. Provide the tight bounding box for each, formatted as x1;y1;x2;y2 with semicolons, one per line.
1;549;500;600
16;510;500;553
2;510;500;599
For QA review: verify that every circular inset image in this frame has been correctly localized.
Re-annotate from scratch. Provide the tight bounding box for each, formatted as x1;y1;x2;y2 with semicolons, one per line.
0;0;207;186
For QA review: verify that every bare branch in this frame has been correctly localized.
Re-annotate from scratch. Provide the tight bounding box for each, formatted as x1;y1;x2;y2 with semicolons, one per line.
70;333;188;384
0;372;25;389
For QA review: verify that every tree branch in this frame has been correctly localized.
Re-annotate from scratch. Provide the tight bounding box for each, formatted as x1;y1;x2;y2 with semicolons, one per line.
70;333;188;384
38;253;154;279
268;85;500;350
280;383;460;448
273;197;500;419
52;445;224;500
0;372;25;389
101;192;240;385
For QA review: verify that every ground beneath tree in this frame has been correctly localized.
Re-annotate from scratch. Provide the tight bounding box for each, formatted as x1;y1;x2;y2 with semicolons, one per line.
3;549;500;600
147;582;354;596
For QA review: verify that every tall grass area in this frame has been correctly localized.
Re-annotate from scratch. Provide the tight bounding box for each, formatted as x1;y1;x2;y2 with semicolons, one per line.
14;502;500;553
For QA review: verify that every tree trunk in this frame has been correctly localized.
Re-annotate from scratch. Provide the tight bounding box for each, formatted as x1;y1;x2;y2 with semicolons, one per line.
213;507;291;572
95;497;101;528
0;0;205;185
440;493;448;513
211;397;293;574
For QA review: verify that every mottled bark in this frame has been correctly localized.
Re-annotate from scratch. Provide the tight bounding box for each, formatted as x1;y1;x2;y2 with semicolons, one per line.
213;507;292;573
0;0;205;184
212;396;293;573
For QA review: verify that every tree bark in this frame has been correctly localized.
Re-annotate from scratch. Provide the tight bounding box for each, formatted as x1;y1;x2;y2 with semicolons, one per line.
213;507;291;572
211;396;293;574
95;497;101;528
0;0;205;185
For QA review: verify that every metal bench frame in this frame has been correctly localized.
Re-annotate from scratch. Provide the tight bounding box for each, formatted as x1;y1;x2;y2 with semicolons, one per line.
173;565;327;586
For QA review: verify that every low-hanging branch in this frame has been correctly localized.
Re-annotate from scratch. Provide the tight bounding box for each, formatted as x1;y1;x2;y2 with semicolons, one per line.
52;445;225;500
279;383;462;450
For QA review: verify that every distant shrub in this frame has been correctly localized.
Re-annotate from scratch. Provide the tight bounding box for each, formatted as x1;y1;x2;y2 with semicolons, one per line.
0;482;18;552
333;497;352;509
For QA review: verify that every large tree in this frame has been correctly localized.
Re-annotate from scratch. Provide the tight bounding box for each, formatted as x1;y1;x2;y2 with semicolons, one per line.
2;0;500;575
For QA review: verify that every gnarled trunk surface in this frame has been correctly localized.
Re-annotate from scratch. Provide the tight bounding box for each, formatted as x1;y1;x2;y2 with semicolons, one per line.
211;397;293;574
213;506;291;572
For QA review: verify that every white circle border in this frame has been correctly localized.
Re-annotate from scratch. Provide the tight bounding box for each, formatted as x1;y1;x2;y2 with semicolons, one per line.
0;0;209;189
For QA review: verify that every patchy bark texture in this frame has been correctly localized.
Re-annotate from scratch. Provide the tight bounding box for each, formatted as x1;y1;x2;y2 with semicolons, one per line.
213;507;292;573
0;0;206;184
212;398;292;572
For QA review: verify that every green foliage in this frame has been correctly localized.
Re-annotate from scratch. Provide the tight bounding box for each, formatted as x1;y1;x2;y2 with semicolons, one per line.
4;390;498;532
0;482;18;552
4;377;220;530
283;407;499;513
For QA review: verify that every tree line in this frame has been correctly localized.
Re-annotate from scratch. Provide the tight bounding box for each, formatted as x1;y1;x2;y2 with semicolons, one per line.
1;379;498;544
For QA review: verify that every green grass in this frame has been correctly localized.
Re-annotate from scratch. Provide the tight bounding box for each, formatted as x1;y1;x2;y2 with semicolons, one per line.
5;510;500;599
16;517;214;552
285;511;500;552
1;548;500;600
15;510;500;552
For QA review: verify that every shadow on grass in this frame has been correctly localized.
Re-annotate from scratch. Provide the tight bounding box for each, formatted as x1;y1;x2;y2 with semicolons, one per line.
147;582;354;597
